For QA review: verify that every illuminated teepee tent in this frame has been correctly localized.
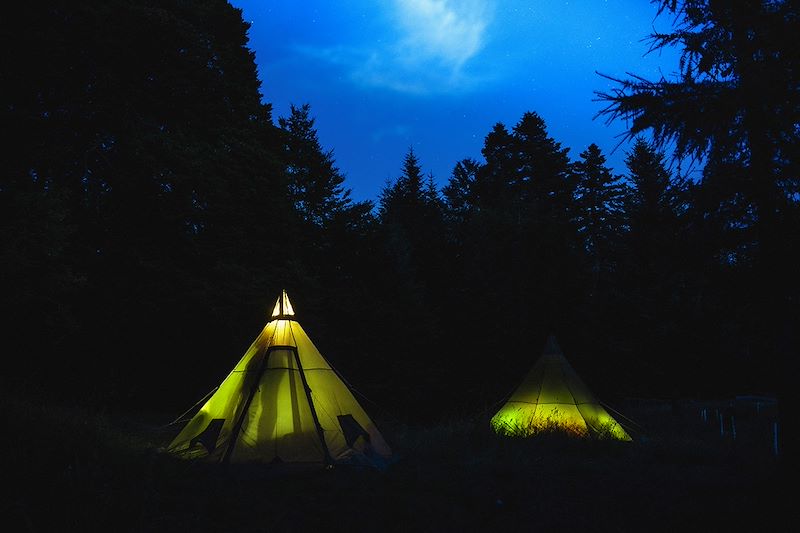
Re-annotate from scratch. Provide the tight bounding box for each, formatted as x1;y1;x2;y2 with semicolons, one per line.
168;290;392;465
491;335;631;441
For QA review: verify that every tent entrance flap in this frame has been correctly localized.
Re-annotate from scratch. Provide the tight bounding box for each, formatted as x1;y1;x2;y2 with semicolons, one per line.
338;414;370;448
190;419;224;453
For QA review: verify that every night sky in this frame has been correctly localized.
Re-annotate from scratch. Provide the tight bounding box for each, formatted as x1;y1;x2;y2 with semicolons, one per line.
232;0;681;201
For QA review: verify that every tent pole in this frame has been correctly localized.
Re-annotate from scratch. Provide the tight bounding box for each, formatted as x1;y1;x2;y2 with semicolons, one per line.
222;351;270;464
292;349;334;466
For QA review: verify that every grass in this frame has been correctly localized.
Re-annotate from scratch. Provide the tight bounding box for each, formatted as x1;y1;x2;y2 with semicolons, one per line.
2;391;789;532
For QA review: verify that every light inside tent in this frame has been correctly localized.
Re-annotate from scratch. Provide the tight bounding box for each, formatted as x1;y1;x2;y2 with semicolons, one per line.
271;290;295;318
490;344;632;441
490;404;630;440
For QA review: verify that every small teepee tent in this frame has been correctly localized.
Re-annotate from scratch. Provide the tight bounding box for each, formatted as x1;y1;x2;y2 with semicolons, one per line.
168;290;392;465
491;335;631;440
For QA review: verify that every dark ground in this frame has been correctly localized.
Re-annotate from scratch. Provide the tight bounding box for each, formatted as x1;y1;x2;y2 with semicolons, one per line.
3;391;788;532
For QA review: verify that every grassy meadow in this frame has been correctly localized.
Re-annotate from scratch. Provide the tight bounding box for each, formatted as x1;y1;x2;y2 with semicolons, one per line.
4;390;788;532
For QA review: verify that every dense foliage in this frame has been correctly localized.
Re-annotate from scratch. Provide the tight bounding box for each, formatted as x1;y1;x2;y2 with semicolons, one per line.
596;0;799;456
1;0;796;439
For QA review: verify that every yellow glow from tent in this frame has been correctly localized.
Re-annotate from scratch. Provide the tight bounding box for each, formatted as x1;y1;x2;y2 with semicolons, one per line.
271;290;295;318
491;406;589;438
490;404;631;440
168;294;393;463
490;336;633;442
283;293;294;315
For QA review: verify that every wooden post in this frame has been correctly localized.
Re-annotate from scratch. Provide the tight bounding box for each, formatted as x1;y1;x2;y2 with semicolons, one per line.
773;421;779;456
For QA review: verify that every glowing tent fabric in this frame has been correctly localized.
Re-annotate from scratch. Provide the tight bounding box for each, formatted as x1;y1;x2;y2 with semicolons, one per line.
491;336;631;440
168;290;392;465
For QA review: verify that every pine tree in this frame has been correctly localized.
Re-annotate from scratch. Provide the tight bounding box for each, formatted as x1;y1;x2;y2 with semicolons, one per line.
626;139;674;217
379;147;427;222
375;148;448;408
0;0;291;404
596;0;799;457
512;112;575;217
459;112;582;349
478;123;517;206
573;143;625;285
279;103;351;227
442;158;480;226
513;112;580;304
617;139;686;391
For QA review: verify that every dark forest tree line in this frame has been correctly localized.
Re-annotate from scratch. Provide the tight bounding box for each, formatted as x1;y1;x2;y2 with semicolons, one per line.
1;0;797;444
596;0;799;456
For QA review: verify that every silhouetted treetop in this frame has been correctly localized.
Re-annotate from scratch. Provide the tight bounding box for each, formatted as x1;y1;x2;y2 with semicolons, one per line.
279;103;352;227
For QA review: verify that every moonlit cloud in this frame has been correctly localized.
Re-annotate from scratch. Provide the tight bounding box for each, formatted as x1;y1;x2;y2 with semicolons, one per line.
393;0;490;69
297;0;494;94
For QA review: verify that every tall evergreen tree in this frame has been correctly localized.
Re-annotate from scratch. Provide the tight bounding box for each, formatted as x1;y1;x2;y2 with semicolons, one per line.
374;148;449;414
573;143;626;288
615;139;689;393
510;112;581;337
477;123;517;206
279;103;351;227
379;147;426;221
512;112;576;220
623;139;687;267
442;158;481;228
595;0;799;458
626;139;675;217
0;0;291;404
378;148;445;288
